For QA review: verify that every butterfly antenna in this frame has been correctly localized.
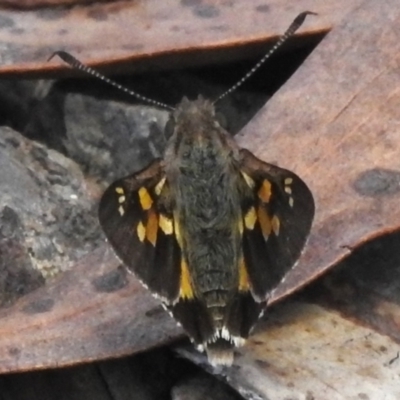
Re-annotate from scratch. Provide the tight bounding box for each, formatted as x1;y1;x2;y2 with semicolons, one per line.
213;11;317;104
48;51;175;111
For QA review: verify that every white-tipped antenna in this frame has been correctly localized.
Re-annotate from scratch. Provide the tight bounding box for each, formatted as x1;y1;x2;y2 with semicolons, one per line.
213;11;317;104
48;51;175;111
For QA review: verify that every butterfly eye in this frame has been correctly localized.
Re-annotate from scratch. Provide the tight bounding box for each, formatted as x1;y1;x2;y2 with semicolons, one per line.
165;117;176;139
215;112;228;129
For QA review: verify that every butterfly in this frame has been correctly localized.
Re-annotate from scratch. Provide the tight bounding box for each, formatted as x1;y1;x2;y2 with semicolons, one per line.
97;95;314;365
50;11;315;366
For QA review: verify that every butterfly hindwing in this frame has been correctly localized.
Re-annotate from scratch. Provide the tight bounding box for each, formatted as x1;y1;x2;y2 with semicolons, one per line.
239;148;315;301
224;291;265;339
168;298;214;345
98;159;181;303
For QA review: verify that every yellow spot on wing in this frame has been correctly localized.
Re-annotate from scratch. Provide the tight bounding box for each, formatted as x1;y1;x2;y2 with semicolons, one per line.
174;215;183;248
284;177;293;185
258;179;272;203
137;221;146;242
146;210;158;246
241;172;255;188
115;187;124;194
271;215;280;236
238;217;244;235
238;258;250;292
118;195;126;203
244;207;257;230
180;259;194;299
154;177;166;196
289;197;294;207
118;205;125;216
257;206;272;239
138;187;153;210
159;213;173;235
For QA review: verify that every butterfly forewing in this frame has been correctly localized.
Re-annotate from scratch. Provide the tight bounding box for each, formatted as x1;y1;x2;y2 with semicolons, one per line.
98;159;182;302
239;149;315;301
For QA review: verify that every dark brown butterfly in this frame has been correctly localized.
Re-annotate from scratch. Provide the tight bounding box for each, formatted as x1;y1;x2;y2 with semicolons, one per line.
50;11;315;366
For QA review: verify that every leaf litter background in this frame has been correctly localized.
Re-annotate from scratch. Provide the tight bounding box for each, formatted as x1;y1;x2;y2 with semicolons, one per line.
0;0;400;398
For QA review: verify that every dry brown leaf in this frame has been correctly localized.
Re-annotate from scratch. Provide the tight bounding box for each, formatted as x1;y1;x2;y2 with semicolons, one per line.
0;0;360;74
0;0;398;377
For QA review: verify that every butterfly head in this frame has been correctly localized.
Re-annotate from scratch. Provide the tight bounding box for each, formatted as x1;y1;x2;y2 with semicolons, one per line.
164;96;237;168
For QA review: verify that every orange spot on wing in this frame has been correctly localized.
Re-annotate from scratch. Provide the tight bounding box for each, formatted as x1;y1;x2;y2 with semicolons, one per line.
257;206;272;239
180;259;194;299
258;180;272;203
138;187;153;210
146;209;158;246
239;258;250;292
271;215;280;236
